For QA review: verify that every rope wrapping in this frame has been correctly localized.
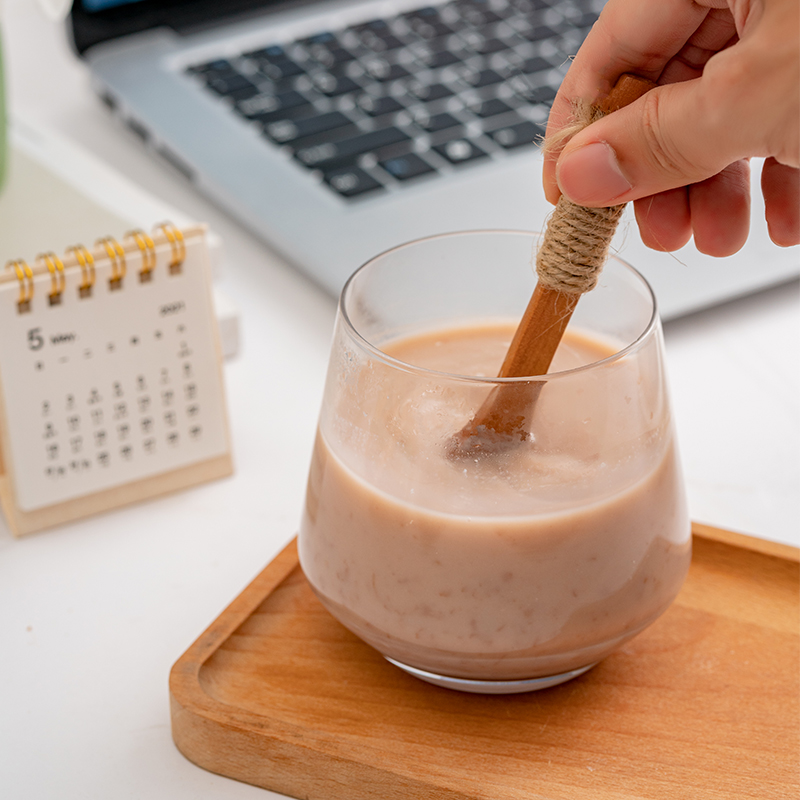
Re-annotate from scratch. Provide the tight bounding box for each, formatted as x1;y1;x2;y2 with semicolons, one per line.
536;99;624;296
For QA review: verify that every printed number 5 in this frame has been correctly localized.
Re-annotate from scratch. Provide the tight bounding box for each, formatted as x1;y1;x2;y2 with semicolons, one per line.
28;328;45;351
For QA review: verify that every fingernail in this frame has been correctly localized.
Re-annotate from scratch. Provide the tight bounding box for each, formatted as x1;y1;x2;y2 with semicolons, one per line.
556;142;632;205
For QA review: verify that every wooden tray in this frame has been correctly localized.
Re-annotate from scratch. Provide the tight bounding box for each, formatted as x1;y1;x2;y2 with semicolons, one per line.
169;524;799;799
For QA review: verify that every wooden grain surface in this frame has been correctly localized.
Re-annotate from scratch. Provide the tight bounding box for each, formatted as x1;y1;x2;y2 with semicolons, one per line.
169;526;800;800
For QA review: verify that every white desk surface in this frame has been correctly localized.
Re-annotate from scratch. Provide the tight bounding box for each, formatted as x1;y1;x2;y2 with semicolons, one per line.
1;2;798;799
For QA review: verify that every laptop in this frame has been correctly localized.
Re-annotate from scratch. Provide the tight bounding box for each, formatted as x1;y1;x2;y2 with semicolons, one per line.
68;0;799;319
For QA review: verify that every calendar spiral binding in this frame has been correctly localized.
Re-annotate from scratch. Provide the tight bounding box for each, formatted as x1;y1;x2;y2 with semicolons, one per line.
39;252;66;306
6;259;34;313
3;222;187;313
155;222;186;276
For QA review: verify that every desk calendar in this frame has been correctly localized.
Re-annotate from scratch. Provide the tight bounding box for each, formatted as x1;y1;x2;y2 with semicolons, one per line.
0;224;233;536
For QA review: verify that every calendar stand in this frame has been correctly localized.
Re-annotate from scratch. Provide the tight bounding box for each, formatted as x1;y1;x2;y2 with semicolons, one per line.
0;224;233;536
0;448;233;537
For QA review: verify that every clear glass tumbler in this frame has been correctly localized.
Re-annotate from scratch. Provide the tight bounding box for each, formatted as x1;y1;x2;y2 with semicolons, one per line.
299;230;691;693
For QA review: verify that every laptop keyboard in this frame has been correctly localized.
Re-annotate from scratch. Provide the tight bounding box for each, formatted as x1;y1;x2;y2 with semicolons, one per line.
186;0;602;199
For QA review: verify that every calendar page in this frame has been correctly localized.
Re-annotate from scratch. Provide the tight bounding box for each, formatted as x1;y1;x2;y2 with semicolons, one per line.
0;226;231;516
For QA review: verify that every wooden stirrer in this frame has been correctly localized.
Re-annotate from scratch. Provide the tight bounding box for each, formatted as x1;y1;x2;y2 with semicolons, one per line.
451;74;656;455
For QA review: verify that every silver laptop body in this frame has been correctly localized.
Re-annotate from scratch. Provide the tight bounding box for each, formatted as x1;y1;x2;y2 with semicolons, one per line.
70;0;799;319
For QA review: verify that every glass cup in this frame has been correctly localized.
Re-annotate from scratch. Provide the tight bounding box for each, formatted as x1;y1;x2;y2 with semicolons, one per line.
299;230;691;694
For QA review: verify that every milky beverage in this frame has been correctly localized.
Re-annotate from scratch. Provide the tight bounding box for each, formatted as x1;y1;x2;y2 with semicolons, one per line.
299;323;691;681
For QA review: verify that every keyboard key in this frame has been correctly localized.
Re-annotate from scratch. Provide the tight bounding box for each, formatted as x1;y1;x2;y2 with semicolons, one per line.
460;33;508;56
432;138;488;165
264;111;354;144
488;119;540;148
404;8;454;39
188;59;232;74
302;36;356;69
455;2;503;26
468;97;514;117
362;58;411;82
313;73;362;97
256;59;305;83
521;56;552;75
202;71;260;100
408;82;454;102
324;166;384;197
380;153;437;180
236;90;310;121
487;0;521;20
242;45;288;61
520;24;560;42
355;18;391;33
299;31;338;47
411;110;462;133
476;37;512;56
357;94;405;116
295;127;411;169
505;74;556;105
244;47;306;81
438;3;470;30
415;46;462;69
316;47;356;70
527;85;557;105
505;79;557;108
463;68;504;88
510;0;551;11
363;33;406;53
572;11;600;29
354;19;406;52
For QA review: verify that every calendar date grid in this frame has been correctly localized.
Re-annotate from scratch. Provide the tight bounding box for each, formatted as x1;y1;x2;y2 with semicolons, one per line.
39;358;206;482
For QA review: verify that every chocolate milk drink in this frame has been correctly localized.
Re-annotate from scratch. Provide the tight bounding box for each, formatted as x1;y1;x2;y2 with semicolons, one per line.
299;320;691;686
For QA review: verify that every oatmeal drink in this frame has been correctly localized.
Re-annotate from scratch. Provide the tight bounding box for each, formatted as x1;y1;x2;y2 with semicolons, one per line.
299;231;690;693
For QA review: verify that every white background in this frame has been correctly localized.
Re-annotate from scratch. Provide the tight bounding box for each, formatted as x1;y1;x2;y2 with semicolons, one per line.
1;1;797;799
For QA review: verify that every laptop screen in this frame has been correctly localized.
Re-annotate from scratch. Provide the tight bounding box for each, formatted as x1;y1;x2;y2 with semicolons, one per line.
70;0;287;55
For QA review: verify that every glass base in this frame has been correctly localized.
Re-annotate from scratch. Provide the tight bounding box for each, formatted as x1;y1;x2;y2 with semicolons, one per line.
384;657;597;694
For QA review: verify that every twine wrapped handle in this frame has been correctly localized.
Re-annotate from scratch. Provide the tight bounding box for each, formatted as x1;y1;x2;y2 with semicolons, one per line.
451;74;656;454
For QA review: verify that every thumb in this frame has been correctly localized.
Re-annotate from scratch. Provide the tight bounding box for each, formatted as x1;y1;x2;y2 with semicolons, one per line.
554;78;747;207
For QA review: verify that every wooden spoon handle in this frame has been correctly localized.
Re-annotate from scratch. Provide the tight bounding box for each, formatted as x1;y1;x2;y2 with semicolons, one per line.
598;73;657;114
455;74;656;449
501;72;656;382
496;282;579;379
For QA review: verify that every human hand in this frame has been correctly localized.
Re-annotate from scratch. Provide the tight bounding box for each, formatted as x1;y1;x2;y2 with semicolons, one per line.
542;0;800;255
